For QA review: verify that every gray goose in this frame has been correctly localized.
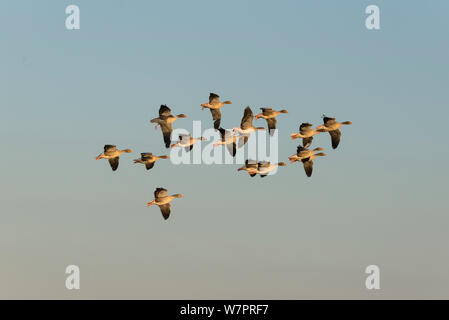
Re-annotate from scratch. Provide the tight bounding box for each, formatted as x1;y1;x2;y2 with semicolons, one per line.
171;134;207;152
288;145;324;163
251;161;287;178
213;128;237;157
300;152;327;177
232;106;265;147
316;116;352;149
147;187;183;220
255;108;288;135
201;93;232;130
95;145;133;171
150;105;187;148
237;159;259;177
133;153;169;170
291;122;323;147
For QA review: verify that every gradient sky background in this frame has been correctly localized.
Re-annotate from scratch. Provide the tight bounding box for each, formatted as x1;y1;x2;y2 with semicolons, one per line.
1;0;448;299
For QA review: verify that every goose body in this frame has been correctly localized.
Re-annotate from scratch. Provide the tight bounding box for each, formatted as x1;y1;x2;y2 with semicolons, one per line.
95;145;133;171
147;187;183;220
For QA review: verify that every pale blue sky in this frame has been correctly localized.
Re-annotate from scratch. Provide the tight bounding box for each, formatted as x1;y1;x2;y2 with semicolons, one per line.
1;0;448;298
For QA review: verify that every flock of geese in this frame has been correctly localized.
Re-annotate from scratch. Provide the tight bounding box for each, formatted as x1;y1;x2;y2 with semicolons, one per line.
95;93;352;220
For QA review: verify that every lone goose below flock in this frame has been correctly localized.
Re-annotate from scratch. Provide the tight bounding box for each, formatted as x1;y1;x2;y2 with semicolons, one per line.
147;187;184;220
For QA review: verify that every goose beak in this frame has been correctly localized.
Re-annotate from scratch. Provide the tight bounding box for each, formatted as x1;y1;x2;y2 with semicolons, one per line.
147;201;154;207
95;153;104;160
255;114;262;120
171;144;177;149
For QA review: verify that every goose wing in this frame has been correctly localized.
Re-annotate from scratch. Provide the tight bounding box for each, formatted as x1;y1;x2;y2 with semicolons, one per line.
159;204;171;220
154;187;168;199
210;109;221;130
159;105;172;117
108;157;119;171
329;129;341;149
240;106;253;130
209;93;220;105
266;118;277;135
160;122;173;148
302;158;313;177
145;162;155;170
104;145;117;153
302;137;313;147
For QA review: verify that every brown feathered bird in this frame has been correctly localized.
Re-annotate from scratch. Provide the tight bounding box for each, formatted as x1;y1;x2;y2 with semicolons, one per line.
133;153;169;171
255;107;288;135
201;93;232;129
316;116;352;149
147;187;183;220
95;145;133;171
150;105;187;148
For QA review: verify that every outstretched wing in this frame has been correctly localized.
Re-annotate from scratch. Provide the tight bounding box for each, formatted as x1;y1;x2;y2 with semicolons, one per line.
104;145;117;152
145;162;155;170
240;106;253;130
154;187;168;199
226;142;236;157
323;116;336;126
302;159;313;177
266;118;277;135
329;129;341;149
238;135;249;148
302;137;313;147
160;122;173;148
209;93;220;105
108;157;119;171
159;204;171;220
159;105;171;117
210;109;221;130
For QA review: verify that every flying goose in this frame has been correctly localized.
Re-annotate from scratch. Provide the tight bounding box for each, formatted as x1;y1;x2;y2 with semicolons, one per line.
201;93;232;130
95;145;133;171
213;128;237;157
147;187;183;220
232;106;265;147
237;159;259;177
171;134;207;152
133;153;169;170
316;116;352;149
250;161;287;178
288;145;324;163
150;105;187;148
255;108;288;135
290;122;324;147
